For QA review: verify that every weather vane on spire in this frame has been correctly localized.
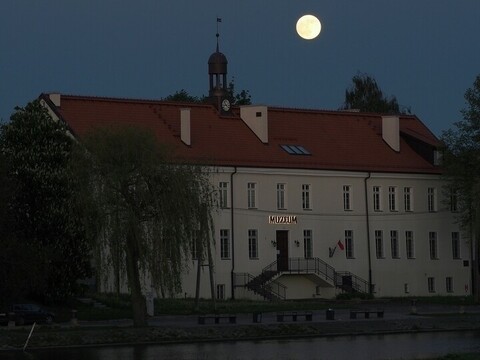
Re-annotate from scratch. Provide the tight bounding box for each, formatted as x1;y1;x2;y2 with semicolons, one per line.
216;17;222;52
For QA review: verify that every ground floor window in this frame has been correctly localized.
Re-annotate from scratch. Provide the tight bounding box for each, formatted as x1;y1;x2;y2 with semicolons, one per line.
406;231;415;259
216;284;225;300
427;277;435;293
375;230;384;259
220;229;230;259
303;229;313;258
404;283;409;294
446;277;454;293
391;230;399;259
248;229;258;259
345;230;354;258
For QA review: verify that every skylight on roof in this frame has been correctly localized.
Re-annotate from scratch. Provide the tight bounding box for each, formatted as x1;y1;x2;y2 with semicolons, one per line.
280;145;311;155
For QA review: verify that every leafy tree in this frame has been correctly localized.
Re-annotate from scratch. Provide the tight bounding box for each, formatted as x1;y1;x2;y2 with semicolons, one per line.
0;100;92;302
77;125;216;326
164;79;252;106
342;73;409;114
441;74;480;302
163;89;202;103
227;77;252;106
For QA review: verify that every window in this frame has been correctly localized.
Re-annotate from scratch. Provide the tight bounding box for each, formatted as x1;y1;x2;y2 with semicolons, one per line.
427;277;435;293
343;185;352;211
373;186;382;211
375;230;384;259
280;144;311;155
248;229;258;259
277;183;286;209
220;229;230;259
216;284;225;300
429;232;438;259
446;277;454;293
388;186;397;211
450;189;458;212
406;231;415;259
391;230;399;259
404;187;413;212
302;184;311;210
345;230;354;258
452;232;461;259
404;283;410;294
247;183;256;209
427;187;436;212
219;182;229;208
304;230;313;258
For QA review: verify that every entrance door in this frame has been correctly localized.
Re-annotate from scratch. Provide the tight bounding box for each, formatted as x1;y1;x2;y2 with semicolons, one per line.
276;230;289;271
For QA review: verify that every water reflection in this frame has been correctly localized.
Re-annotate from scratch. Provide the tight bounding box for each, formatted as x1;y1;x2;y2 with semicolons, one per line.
3;331;480;360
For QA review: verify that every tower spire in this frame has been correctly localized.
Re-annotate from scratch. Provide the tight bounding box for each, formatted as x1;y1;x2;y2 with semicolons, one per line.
216;17;222;52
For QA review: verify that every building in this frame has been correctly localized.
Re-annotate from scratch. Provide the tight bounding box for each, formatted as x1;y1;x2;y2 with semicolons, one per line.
38;41;472;300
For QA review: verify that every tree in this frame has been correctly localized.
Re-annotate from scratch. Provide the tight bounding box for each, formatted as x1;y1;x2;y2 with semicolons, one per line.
164;79;252;106
227;77;252;106
163;89;202;103
342;73;409;114
0;100;92;302
441;74;480;302
78;125;216;326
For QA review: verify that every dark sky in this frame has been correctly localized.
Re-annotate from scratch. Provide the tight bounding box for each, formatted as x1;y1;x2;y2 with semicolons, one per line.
1;0;479;136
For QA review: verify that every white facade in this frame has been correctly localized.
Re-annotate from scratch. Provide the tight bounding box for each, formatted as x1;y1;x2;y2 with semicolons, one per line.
182;167;471;300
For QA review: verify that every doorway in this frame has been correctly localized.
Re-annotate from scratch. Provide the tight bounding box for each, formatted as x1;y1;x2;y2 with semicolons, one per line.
276;230;289;271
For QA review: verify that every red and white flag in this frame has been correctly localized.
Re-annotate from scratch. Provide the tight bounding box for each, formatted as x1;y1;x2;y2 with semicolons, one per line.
337;240;345;251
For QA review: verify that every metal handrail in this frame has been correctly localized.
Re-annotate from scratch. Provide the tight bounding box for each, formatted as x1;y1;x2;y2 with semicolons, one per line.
335;271;369;294
233;272;286;300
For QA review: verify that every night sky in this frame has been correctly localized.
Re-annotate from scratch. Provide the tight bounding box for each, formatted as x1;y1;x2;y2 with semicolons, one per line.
1;0;479;136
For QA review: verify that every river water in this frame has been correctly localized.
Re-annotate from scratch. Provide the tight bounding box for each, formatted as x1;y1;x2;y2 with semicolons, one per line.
4;331;480;360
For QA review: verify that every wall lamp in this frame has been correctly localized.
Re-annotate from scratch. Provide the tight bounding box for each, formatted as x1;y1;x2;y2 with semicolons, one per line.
271;240;277;247
294;240;300;247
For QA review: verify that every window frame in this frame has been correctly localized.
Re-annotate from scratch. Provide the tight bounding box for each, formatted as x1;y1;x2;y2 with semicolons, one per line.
247;182;257;209
373;186;382;212
452;232;461;259
277;183;287;210
427;277;436;293
303;229;313;259
404;187;413;212
390;230;399;259
302;184;311;210
406;231;415;259
343;185;352;211
220;229;230;259
427;187;437;212
345;230;354;259
375;230;384;259
219;181;229;208
429;231;438;260
248;229;258;259
446;277;454;293
388;186;398;212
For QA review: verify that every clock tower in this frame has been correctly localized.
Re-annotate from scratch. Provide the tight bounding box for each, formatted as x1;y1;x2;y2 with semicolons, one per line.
208;30;232;115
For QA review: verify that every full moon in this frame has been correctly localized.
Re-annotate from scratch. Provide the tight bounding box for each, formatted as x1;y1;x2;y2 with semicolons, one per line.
296;14;321;40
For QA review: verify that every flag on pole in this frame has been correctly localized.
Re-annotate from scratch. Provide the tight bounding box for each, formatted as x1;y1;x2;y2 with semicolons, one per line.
217;17;222;22
337;240;345;251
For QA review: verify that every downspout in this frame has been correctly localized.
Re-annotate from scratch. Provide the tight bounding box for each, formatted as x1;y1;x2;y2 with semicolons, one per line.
364;172;373;295
230;167;238;299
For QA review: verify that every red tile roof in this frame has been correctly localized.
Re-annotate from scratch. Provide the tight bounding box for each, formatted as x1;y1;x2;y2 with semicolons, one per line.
42;94;442;174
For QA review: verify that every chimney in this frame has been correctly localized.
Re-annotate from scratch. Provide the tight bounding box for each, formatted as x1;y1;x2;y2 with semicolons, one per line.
49;93;61;107
382;115;400;152
180;108;191;146
240;105;268;143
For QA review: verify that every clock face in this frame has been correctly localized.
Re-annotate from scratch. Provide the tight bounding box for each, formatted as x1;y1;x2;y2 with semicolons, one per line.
221;99;231;112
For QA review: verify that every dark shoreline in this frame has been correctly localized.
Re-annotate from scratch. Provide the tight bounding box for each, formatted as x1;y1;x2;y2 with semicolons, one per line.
2;311;480;352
